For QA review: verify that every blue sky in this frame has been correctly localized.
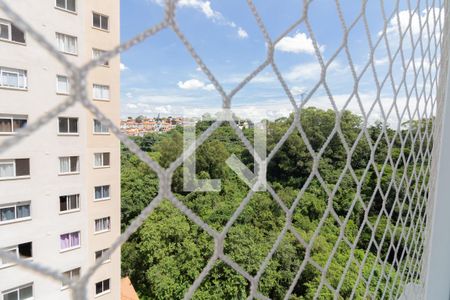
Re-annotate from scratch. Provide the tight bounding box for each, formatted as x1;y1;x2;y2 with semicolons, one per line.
119;0;441;124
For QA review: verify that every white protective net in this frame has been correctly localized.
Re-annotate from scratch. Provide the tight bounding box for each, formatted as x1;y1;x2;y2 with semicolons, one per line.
0;0;446;299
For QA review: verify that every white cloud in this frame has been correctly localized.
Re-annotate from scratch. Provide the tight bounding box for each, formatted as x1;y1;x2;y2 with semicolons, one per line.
237;27;248;39
275;32;324;55
384;7;443;37
177;79;215;91
120;63;129;71
126;103;138;109
284;61;341;82
151;0;248;39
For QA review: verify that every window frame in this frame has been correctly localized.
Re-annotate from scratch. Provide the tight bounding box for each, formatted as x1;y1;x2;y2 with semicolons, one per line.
0;67;27;90
94;248;111;263
61;267;80;289
59;194;80;214
0;19;26;44
92;84;110;101
0;159;30;180
0;242;33;268
56;75;70;95
0;115;27;135
1;283;33;300
94;185;110;201
58;117;78;135
94;217;111;234
55;32;78;55
58;156;80;175
93;119;109;135
0;201;31;225
55;0;76;13
59;231;81;252
92;48;109;67
92;12;109;31
93;152;110;168
94;279;110;297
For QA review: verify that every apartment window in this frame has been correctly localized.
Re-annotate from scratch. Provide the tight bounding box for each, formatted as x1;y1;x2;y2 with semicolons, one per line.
93;13;109;30
94;153;110;168
92;49;109;67
94;185;110;201
0;115;27;134
94;217;110;233
95;248;110;263
95;279;110;296
93;84;110;100
56;0;76;12
0;242;32;267
56;33;77;55
60;231;80;251
56;75;70;94
0;20;25;44
61;267;80;288
58;117;78;134
0;202;31;224
59;156;79;174
1;283;33;300
0;67;27;89
59;194;79;213
0;159;30;179
93;119;109;134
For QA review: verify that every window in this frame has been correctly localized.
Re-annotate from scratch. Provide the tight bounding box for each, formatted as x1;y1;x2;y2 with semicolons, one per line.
95;279;110;296
58;117;78;134
61;267;80;288
93;13;109;30
56;33;77;55
94;217;110;233
0;115;27;134
0;202;31;224
60;231;80;251
0;159;30;179
59;194;79;213
0;20;25;44
94;185;110;201
95;248;110;263
59;156;79;174
1;283;33;300
1;242;32;267
0;67;27;89
56;0;76;12
94;153;110;168
93;120;109;134
93;84;110;100
92;49;109;67
56;75;70;94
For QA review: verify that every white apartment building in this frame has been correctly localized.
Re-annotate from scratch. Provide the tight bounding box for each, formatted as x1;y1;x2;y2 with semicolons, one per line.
0;1;120;299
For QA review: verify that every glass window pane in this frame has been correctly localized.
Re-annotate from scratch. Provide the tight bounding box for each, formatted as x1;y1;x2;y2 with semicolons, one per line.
59;117;68;133
13;119;27;131
95;282;102;294
103;279;110;291
3;72;19;87
16;204;30;218
103;153;110;166
60;157;69;173
0;23;9;39
0;207;15;221
70;156;79;172
69;195;79;209
57;76;68;93
18;242;32;258
56;0;66;9
0;118;12;132
0;162;14;177
11;24;25;43
101;16;108;30
93;14;101;28
15;159;30;176
103;186;110;198
69;118;78;133
3;290;18;300
19;285;33;300
60;196;67;211
67;0;76;12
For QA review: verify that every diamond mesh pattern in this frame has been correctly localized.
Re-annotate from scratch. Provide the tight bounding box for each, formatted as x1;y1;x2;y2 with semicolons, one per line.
0;0;445;299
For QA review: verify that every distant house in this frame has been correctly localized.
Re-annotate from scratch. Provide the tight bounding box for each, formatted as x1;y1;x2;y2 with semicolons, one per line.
121;277;139;300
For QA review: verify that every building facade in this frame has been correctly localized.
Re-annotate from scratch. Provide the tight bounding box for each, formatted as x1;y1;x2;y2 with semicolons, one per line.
0;1;120;299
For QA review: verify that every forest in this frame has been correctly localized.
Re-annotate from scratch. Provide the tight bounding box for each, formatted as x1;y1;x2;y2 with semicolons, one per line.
120;107;430;299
